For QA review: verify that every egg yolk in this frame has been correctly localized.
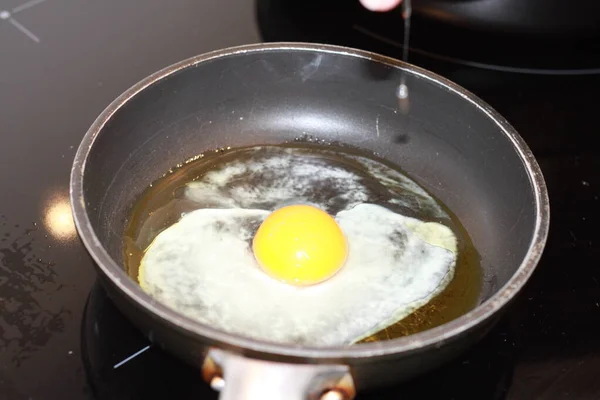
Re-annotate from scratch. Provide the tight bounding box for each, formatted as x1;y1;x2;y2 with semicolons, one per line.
252;205;348;286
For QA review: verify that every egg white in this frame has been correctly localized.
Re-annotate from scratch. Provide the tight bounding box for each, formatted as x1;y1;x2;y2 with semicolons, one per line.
183;146;446;218
139;203;457;347
184;154;368;213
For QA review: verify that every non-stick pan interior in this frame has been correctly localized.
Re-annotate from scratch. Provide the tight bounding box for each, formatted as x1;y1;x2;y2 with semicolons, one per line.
83;47;537;304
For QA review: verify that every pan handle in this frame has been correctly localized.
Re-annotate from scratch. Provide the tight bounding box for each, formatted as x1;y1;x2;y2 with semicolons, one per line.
202;348;356;400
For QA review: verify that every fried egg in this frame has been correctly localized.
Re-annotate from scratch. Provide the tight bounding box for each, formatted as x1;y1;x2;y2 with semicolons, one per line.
139;203;457;346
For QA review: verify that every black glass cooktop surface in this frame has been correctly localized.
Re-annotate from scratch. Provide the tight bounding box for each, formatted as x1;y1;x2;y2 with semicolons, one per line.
1;0;599;399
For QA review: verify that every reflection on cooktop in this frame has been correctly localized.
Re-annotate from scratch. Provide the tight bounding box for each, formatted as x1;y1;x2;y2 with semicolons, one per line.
82;282;516;399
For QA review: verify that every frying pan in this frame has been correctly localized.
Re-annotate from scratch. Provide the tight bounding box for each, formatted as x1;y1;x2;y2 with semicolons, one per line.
70;43;549;399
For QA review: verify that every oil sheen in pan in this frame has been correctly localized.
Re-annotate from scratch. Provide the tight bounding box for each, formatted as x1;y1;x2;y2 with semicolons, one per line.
123;142;482;343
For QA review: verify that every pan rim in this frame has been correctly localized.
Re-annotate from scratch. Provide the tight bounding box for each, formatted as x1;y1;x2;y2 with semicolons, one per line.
70;42;550;361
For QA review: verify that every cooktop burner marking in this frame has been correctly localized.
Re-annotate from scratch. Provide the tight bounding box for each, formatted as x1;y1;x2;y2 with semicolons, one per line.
12;0;47;13
8;17;39;42
1;0;48;43
113;345;151;369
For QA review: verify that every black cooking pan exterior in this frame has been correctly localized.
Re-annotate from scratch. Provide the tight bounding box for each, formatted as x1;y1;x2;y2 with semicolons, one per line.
70;43;549;399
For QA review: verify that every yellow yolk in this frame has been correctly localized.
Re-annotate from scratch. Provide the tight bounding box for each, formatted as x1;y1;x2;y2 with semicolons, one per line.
252;205;348;286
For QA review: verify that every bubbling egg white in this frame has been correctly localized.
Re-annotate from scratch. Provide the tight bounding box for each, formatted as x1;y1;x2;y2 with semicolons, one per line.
139;203;457;347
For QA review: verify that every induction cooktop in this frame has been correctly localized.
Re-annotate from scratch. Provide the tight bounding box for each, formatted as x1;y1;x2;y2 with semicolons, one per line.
1;1;599;399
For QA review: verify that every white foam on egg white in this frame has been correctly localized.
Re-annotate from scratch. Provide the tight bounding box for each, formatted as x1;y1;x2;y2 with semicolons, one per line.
184;147;447;219
185;151;370;212
139;203;457;347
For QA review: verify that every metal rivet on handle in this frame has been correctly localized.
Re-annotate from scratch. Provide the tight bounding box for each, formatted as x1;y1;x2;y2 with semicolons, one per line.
210;375;225;391
202;353;225;392
321;389;346;400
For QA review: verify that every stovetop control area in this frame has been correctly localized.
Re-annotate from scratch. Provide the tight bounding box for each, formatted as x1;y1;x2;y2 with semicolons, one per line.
1;0;599;399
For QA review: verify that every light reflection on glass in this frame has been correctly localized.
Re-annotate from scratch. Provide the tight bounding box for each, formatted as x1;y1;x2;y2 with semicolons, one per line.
44;194;76;240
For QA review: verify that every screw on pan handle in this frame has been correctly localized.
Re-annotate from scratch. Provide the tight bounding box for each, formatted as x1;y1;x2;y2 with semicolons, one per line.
202;348;356;400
